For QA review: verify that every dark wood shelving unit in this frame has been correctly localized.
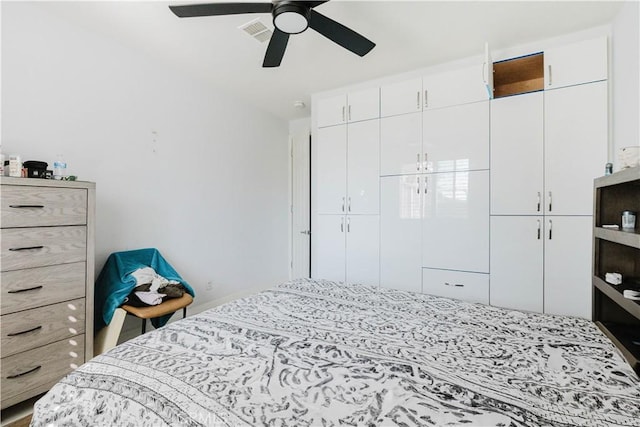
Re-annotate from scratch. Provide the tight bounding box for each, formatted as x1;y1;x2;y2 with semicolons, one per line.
593;165;640;376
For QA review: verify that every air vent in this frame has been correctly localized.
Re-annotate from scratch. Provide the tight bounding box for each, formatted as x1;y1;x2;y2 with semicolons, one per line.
239;18;272;43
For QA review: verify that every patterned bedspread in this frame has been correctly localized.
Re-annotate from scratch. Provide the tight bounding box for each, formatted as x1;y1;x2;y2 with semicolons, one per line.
33;279;640;426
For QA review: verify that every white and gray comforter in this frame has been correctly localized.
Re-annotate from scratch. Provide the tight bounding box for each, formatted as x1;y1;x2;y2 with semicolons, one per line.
33;279;640;426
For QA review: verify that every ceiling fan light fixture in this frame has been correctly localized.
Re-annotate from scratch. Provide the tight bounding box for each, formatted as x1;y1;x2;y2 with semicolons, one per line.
273;2;309;34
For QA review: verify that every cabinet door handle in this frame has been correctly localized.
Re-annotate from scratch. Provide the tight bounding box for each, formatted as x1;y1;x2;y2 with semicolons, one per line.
7;325;42;337
348;105;352;121
424;177;428;194
416;153;420;171
341;106;345;122
537;192;541;212
9;205;44;209
548;219;553;240
537;220;541;240
8;246;44;252
6;365;41;379
424;152;428;171
347;217;351;233
341;197;345;212
340;217;344;233
548;65;552;86
424;90;428;108
7;285;43;294
416;91;420;110
445;282;464;287
347;197;351;212
416;176;420;194
548;191;552;212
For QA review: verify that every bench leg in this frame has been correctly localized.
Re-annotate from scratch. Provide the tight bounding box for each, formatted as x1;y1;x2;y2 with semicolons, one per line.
141;318;146;334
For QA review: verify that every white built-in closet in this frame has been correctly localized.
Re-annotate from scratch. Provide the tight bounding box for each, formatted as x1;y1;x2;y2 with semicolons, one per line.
311;35;608;319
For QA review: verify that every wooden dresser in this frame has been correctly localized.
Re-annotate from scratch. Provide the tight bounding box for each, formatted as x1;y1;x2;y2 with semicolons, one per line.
0;177;95;410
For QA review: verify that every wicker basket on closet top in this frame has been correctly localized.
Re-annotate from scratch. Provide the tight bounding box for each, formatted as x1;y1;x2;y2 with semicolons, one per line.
592;165;640;376
0;177;95;410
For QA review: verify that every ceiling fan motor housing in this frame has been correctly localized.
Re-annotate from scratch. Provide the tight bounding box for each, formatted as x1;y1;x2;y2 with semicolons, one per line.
273;1;311;34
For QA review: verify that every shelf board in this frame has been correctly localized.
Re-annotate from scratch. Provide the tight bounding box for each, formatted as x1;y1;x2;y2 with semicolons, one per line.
593;276;640;319
595;321;640;375
594;227;640;249
594;165;640;189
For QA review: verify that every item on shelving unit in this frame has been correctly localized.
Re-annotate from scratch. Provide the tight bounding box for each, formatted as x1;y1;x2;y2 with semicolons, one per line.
623;289;640;300
605;272;623;285
23;160;49;178
605;162;613;175
621;210;637;230
602;224;620;229
8;154;22;177
619;146;639;169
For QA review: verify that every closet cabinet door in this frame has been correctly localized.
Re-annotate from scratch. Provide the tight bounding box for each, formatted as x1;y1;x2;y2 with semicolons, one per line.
348;88;379;122
380;175;422;293
347;120;379;214
490;216;544;313
345;215;379;286
316;94;347;128
316;125;347;214
422;268;489;304
422;101;489;173
544;216;592;319
380;78;422;117
544;81;608;216
422;64;488;110
544;37;607;90
313;215;346;282
491;92;544;215
380;112;422;176
422;170;489;273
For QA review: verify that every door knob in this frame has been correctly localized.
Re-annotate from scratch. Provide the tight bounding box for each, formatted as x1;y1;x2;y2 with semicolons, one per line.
299;230;310;235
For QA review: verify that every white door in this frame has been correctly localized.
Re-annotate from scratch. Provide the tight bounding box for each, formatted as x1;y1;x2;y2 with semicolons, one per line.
422;101;489;173
422;170;489;273
291;131;311;279
380;78;422;117
422;268;489;304
491;91;544;215
544;37;608;90
380;112;422;176
380;175;422;293
544;81;608;216
348;87;379;123
490;216;544;313
316;94;346;128
316;125;347;214
544;216;593;319
345;215;380;286
313;214;345;282
347;120;380;214
422;64;488;110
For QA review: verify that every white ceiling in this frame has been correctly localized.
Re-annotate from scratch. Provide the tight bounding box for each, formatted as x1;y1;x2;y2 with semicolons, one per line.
36;1;624;121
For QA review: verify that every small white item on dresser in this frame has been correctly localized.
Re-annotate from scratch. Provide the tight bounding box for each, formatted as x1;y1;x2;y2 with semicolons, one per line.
623;289;640;300
618;146;639;169
8;155;22;177
604;272;622;285
602;224;620;229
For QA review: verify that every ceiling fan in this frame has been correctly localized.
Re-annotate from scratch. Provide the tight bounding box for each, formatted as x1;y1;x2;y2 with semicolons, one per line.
169;1;376;68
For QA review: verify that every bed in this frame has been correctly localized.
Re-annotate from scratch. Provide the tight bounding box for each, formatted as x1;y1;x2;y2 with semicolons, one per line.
32;279;640;426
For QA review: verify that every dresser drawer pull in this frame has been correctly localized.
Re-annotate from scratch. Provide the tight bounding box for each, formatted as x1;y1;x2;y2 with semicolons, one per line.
7;325;42;337
6;365;42;379
444;282;464;287
7;285;43;294
9;205;45;209
8;246;44;251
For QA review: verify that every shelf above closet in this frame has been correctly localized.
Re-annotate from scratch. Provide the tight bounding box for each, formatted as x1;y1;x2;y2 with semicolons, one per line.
493;53;544;98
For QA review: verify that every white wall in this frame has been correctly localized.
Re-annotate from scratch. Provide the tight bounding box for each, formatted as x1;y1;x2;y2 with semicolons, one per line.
612;0;640;169
1;2;290;312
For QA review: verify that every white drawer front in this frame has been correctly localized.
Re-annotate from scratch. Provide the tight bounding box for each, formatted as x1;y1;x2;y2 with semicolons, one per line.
1;226;86;272
1;186;87;228
1;335;85;409
2;298;85;357
422;268;489;304
1;262;86;315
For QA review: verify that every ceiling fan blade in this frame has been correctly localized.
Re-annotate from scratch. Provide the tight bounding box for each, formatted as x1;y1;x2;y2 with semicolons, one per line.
263;28;290;68
308;9;375;57
306;1;330;8
169;3;272;18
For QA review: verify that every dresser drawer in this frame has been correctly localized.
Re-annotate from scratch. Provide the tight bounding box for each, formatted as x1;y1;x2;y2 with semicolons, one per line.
2;298;85;358
422;268;489;304
1;185;87;228
1;335;85;409
1;262;86;315
0;226;86;272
